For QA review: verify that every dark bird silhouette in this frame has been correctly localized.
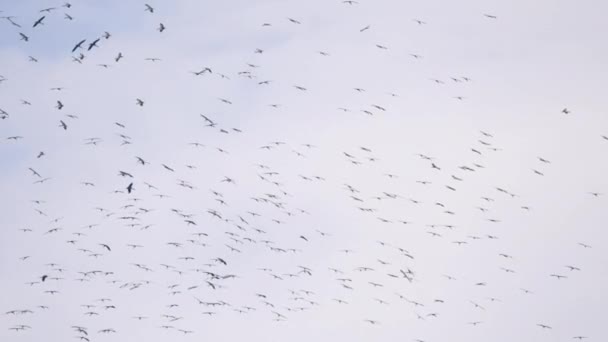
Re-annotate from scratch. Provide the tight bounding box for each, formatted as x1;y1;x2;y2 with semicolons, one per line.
87;38;100;51
72;39;86;52
33;16;45;27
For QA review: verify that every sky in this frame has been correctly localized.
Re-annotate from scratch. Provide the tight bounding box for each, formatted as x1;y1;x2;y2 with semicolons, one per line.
1;0;608;341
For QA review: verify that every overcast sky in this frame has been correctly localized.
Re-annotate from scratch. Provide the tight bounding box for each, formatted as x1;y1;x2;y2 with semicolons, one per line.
1;0;608;341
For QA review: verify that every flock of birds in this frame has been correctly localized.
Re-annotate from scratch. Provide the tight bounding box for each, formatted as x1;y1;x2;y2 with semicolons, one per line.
1;1;606;342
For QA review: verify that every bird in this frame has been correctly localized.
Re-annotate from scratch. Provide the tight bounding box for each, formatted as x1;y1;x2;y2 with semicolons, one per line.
72;39;86;52
550;274;567;280
33;16;45;27
2;16;22;28
538;157;551;163
87;38;100;51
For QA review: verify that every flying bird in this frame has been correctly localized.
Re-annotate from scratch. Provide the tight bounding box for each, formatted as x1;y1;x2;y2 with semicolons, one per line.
72;39;86;52
87;38;100;50
33;16;45;27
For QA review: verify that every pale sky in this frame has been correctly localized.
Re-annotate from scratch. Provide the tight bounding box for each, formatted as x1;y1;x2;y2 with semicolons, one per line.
1;0;608;341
